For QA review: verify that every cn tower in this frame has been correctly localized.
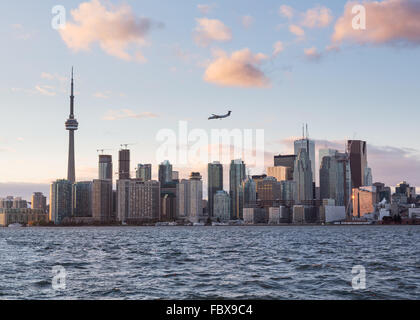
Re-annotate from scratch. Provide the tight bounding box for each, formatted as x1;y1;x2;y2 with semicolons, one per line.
65;67;78;183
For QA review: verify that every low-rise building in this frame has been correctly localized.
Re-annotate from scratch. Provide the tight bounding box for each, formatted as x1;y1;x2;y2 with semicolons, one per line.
243;207;268;224
0;208;49;226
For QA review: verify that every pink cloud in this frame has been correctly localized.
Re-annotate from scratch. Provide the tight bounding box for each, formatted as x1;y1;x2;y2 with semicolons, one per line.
332;0;420;46
59;0;161;61
194;18;232;46
203;48;270;88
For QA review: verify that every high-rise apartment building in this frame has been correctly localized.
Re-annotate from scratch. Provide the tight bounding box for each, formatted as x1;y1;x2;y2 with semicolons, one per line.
117;179;160;223
177;173;203;223
50;179;73;225
72;181;92;217
229;159;246;220
31;192;47;213
92;179;113;223
208;161;223;217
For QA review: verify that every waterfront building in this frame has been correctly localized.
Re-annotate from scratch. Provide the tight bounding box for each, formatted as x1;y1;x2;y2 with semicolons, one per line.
0;208;48;227
72;181;92;217
176;173;203;223
92;179;113;223
352;186;377;218
213;190;230;222
50;179;73;225
136;164;152;182
117;179;161;223
230;159;246;220
31;192;47;212
243;208;268;224
208;162;223;217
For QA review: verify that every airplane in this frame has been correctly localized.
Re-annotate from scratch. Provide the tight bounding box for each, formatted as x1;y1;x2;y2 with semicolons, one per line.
208;111;232;120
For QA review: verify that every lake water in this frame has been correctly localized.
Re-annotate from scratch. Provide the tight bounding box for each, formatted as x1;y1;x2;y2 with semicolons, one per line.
0;226;419;299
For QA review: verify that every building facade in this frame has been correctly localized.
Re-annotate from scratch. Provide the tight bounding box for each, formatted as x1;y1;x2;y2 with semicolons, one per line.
229;159;246;220
50;179;73;225
213;190;230;222
208;161;223;217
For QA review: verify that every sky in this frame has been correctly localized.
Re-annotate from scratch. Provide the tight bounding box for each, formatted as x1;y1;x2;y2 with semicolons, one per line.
0;0;420;200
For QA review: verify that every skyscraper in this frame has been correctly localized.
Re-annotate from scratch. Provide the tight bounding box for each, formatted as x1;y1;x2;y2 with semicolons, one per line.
158;160;173;185
136;164;152;181
99;155;113;181
293;149;313;203
229;159;246;220
294;138;315;184
50;179;73;225
348;140;367;189
65;68;78;184
208;161;223;217
118;148;130;180
72;181;93;217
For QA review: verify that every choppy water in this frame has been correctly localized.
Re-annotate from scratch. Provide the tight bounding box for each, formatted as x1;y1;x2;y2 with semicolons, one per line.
0;226;419;300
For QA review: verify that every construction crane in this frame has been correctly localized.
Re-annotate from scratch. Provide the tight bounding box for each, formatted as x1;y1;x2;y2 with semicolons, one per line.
96;148;113;154
120;143;136;150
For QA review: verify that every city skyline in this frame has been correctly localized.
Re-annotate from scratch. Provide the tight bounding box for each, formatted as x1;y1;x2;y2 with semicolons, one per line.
1;0;420;200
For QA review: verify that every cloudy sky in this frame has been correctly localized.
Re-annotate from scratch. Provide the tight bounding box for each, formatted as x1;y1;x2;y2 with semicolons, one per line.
1;0;420;200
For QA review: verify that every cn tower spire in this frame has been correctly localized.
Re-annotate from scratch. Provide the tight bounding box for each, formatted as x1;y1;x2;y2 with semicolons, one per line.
65;67;79;183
